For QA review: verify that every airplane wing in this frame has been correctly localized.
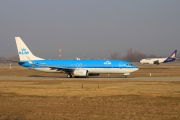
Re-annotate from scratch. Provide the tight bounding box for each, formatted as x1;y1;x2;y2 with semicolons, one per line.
43;65;75;73
48;66;75;73
20;56;75;73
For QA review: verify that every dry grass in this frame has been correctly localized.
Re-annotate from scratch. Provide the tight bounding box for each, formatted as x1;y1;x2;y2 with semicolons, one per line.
0;63;180;119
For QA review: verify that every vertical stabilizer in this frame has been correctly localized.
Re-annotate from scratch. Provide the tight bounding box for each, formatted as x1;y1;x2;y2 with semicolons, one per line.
164;50;177;63
169;50;177;59
15;37;44;61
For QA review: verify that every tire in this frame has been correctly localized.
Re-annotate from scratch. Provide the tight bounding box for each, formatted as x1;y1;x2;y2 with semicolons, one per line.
67;74;72;78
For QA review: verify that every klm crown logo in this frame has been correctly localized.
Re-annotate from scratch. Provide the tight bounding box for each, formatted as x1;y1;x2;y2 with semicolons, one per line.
18;48;29;55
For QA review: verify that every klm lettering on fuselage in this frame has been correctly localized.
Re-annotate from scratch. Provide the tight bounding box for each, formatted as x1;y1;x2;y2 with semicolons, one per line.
104;61;111;65
18;48;29;55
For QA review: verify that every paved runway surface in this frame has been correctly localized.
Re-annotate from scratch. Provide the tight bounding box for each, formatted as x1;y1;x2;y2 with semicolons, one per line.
1;76;180;81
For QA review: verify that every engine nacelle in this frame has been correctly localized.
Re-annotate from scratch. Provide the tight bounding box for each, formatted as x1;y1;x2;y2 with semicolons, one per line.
153;61;159;65
149;61;159;65
74;69;88;77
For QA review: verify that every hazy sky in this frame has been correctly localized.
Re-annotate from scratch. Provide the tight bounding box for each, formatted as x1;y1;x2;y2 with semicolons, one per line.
0;0;180;59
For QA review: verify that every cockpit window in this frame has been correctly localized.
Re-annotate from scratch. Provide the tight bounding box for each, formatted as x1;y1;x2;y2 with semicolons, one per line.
127;64;133;66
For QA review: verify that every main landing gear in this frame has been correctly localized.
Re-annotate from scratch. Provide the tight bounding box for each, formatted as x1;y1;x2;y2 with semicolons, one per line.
123;75;127;78
67;74;72;78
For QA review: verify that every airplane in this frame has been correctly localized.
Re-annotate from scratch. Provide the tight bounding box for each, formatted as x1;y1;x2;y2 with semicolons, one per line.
14;37;138;78
140;50;177;65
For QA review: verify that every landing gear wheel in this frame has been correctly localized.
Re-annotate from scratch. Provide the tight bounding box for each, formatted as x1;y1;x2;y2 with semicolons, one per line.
67;74;72;78
124;76;127;78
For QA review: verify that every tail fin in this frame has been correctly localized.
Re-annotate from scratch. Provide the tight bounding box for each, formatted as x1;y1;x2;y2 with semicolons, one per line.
169;50;177;59
15;37;44;61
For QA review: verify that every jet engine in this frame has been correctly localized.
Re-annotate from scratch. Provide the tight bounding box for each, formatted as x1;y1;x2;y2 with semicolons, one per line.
74;69;88;77
153;60;159;65
149;61;159;65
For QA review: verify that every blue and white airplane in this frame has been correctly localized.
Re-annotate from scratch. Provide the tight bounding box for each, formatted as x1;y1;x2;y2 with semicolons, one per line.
140;50;177;65
15;37;138;78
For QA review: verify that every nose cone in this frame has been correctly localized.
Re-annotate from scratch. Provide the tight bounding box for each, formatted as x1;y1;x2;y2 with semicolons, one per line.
131;67;139;73
132;65;139;72
134;67;139;71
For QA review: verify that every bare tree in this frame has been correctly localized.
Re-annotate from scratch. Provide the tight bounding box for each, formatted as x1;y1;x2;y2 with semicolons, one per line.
124;48;157;62
110;52;121;60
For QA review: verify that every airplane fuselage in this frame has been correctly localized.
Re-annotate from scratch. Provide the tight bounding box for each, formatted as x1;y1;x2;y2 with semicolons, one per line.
139;50;177;65
20;59;138;74
15;37;139;78
140;58;167;64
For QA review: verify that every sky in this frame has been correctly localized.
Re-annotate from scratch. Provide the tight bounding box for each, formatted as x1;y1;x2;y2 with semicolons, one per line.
0;0;180;59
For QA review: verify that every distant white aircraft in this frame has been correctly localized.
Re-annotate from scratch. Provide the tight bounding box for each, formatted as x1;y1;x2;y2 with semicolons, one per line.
140;50;177;65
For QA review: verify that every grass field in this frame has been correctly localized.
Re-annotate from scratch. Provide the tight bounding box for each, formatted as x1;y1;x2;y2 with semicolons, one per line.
0;63;180;120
